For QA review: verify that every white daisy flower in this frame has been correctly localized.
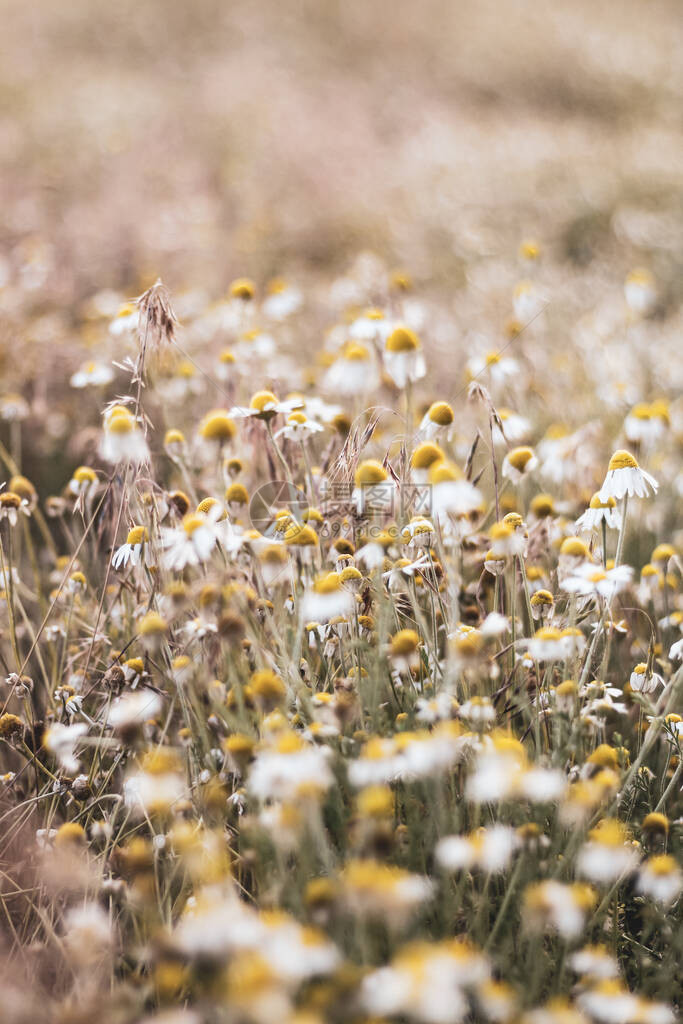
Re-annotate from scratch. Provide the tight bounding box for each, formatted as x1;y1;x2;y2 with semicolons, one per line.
384;325;427;388
112;525;150;569
636;855;682;905
70;361;115;389
575;493;622;533
598;450;658;502
99;406;149;465
274;411;324;441
161;508;221;570
323;343;381;397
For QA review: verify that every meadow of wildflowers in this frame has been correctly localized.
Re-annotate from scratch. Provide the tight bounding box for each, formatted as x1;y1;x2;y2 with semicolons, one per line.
1;1;683;1023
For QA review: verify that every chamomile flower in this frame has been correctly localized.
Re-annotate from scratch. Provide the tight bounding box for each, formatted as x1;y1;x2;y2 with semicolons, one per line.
598;450;658;502
0;491;31;526
67;465;98;496
384;325;427;387
429;460;483;520
576;819;639;883
502;446;538;483
70;361;114;389
112;525;150;569
523;881;596;939
624;268;657;317
437;825;519;874
467;350;520;388
161;509;221;570
100;406;149;464
560;563;633;600
575;493;622;533
623;402;668;446
636;855;682;905
274;411;324;441
418;401;455;441
230;390;303;422
43;722;88;774
629;663;665;694
262;278;302;320
322;343;381;396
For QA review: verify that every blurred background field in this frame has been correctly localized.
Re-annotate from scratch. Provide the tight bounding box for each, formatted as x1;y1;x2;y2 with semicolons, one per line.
1;0;683;502
2;0;683;295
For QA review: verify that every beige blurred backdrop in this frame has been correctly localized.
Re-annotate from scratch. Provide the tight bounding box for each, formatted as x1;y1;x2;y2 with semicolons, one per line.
2;0;683;299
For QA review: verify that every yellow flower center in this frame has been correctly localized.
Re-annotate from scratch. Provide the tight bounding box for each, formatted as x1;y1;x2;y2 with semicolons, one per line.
126;526;148;545
199;410;236;441
386;326;420;353
249;390;278;412
608;449;638;471
507;446;535;471
355;460;388;486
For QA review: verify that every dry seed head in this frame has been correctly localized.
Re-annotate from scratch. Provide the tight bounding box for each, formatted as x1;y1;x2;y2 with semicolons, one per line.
135;278;177;349
386;325;420;352
411;441;444;470
199;410;236;442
